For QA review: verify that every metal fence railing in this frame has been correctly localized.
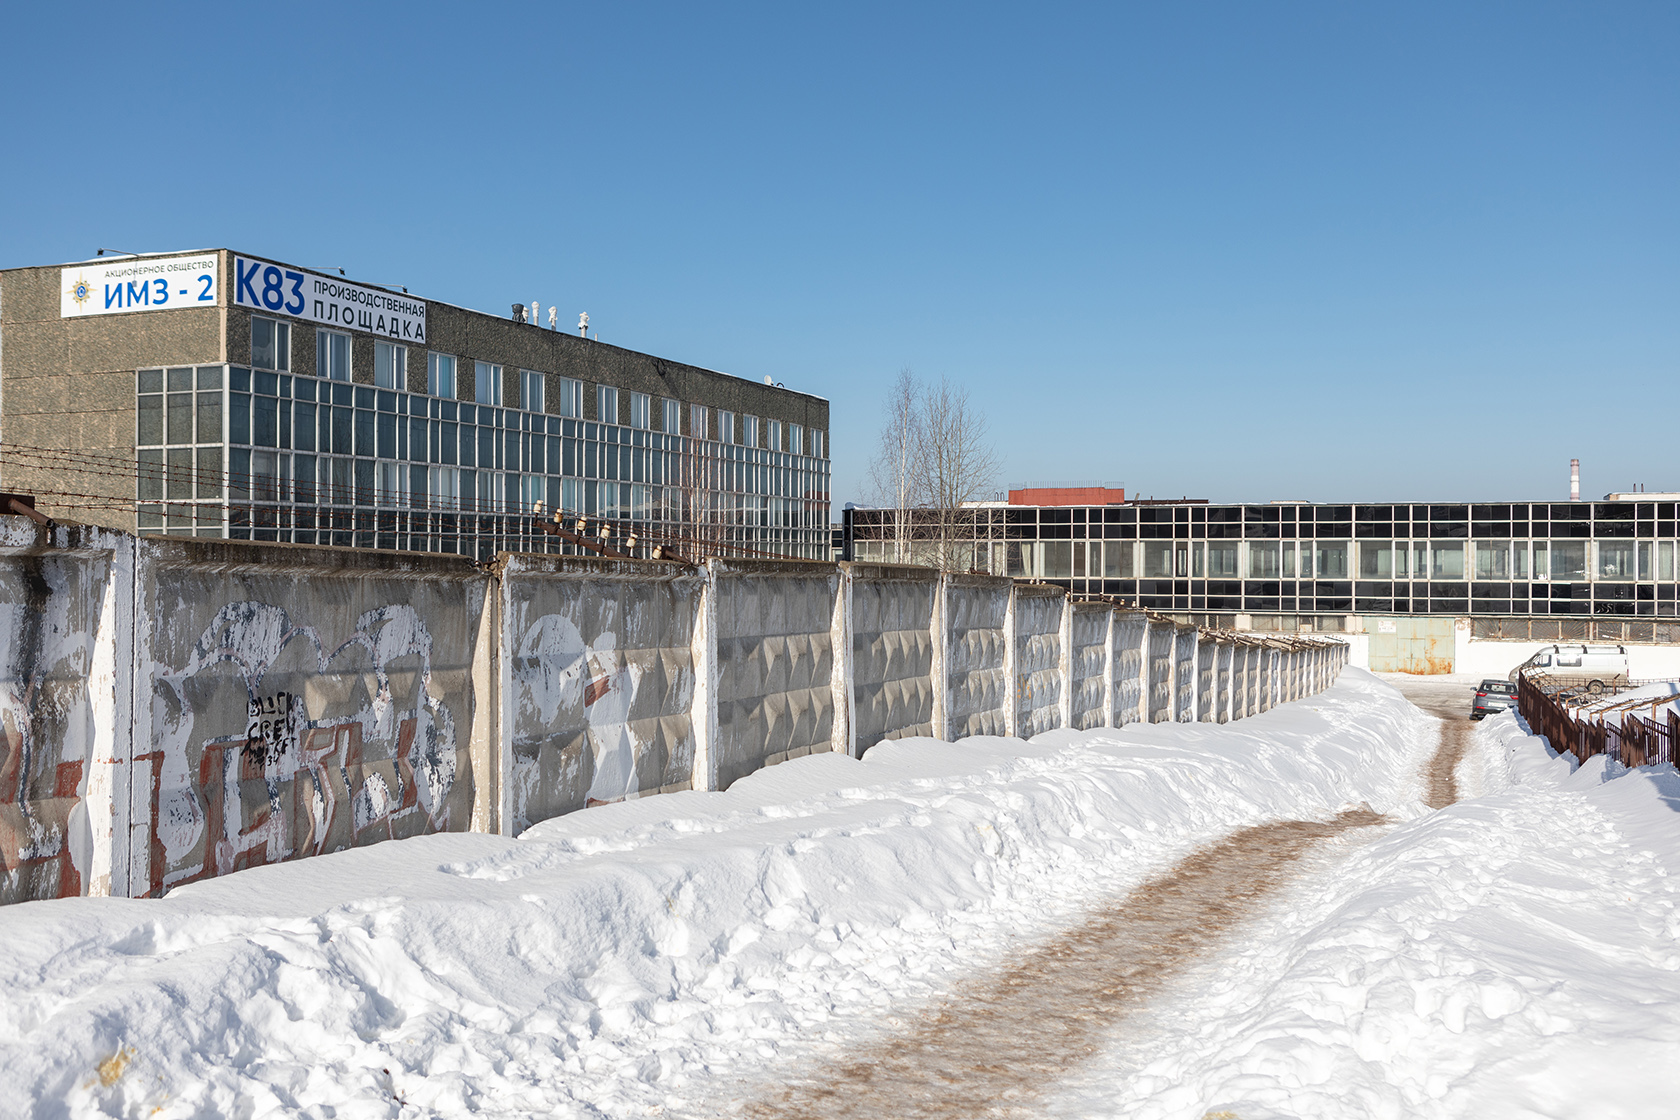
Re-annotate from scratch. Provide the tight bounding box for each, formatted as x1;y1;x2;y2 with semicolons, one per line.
1516;672;1680;768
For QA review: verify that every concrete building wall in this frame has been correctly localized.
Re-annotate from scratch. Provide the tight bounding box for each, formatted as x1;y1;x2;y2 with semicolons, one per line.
710;560;837;788
943;575;1011;740
0;255;227;532
1012;585;1065;738
498;554;702;834
846;565;937;753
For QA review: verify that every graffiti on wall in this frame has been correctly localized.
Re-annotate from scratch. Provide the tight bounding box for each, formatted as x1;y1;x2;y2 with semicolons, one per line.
0;555;104;903
149;601;460;892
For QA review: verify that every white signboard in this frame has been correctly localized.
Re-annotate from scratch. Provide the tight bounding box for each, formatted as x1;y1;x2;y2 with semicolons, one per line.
1377;619;1397;633
232;255;426;343
60;254;219;318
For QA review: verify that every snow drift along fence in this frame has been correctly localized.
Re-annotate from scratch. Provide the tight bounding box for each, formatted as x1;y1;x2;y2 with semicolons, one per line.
1516;673;1680;769
0;517;1349;904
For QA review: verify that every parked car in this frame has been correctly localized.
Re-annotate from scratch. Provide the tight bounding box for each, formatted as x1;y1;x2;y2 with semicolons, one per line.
1471;679;1518;720
1507;644;1629;694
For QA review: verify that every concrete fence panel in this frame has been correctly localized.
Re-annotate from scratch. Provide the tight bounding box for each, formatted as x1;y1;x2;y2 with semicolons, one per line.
132;538;486;898
1147;620;1175;722
1112;610;1148;726
498;555;702;834
1012;584;1065;738
0;523;131;903
1215;641;1234;723
846;564;938;753
708;560;838;789
943;574;1010;740
1174;627;1198;723
1196;636;1217;721
1069;603;1111;731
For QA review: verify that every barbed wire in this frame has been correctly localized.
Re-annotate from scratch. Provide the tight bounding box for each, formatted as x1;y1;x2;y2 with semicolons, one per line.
0;441;832;564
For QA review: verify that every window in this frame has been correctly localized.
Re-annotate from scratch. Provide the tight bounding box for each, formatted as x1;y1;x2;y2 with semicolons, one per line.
662;398;681;434
689;403;708;440
1474;540;1511;579
1313;541;1348;579
630;391;650;430
520;370;545;413
767;419;782;451
317;329;350;381
1358;542;1394;578
1207;543;1238;577
717;410;735;444
252;317;290;372
1103;541;1134;577
788;424;803;455
556;377;583;417
598;385;619;425
1430;541;1465;579
742;414;759;447
1551;541;1587;581
374;342;406;389
475;361;503;406
1248;541;1280;578
810;429;824;459
1142;540;1173;577
427;353;456;397
1597;540;1636;580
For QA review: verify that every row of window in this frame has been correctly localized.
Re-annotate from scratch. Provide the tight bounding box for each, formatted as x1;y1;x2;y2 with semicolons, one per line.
852;538;1680;583
252;317;823;456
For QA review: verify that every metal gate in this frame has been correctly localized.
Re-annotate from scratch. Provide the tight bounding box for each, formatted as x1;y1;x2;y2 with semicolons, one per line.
1365;616;1455;674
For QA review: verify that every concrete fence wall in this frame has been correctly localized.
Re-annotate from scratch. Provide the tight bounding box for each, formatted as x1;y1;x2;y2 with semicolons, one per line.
0;523;1348;905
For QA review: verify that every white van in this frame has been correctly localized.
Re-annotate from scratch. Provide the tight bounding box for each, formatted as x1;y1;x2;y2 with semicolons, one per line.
1509;644;1629;692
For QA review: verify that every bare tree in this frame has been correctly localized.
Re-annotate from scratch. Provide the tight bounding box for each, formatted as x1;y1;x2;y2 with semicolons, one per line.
865;371;998;571
918;376;1000;571
866;369;923;564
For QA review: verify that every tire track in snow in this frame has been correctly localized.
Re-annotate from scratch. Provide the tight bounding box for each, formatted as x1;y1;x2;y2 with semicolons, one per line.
1424;717;1472;809
747;714;1461;1119
746;807;1390;1120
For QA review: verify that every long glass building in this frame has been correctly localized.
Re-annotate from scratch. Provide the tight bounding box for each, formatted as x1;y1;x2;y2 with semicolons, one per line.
843;498;1680;625
2;250;832;562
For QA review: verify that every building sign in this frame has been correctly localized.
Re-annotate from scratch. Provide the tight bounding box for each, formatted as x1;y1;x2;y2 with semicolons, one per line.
231;255;426;343
60;255;219;318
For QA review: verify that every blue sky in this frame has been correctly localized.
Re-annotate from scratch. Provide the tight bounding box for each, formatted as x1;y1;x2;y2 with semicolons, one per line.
3;3;1675;506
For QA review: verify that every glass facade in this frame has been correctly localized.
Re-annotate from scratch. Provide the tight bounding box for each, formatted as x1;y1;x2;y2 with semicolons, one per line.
138;364;832;561
844;502;1680;617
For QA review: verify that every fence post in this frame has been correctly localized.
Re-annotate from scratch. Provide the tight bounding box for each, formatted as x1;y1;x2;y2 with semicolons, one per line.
1101;607;1116;728
930;572;949;743
691;560;720;790
830;563;855;756
1003;584;1019;739
1058;595;1075;730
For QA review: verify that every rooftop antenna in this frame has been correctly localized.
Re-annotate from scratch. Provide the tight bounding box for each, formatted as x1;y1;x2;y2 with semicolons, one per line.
1571;458;1580;501
531;300;540;325
95;248;141;257
511;303;528;323
547;306;557;329
578;312;590;337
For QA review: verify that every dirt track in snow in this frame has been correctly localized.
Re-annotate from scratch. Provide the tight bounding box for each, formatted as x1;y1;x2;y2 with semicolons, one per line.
749;717;1464;1120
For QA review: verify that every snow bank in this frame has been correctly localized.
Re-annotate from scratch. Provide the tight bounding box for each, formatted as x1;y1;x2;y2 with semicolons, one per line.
1046;709;1680;1119
0;669;1429;1118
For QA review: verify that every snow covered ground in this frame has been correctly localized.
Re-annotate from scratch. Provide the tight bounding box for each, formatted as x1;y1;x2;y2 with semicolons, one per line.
3;669;1677;1119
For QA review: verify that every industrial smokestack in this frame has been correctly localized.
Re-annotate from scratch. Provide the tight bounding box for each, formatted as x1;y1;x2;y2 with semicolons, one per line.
1570;458;1580;501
